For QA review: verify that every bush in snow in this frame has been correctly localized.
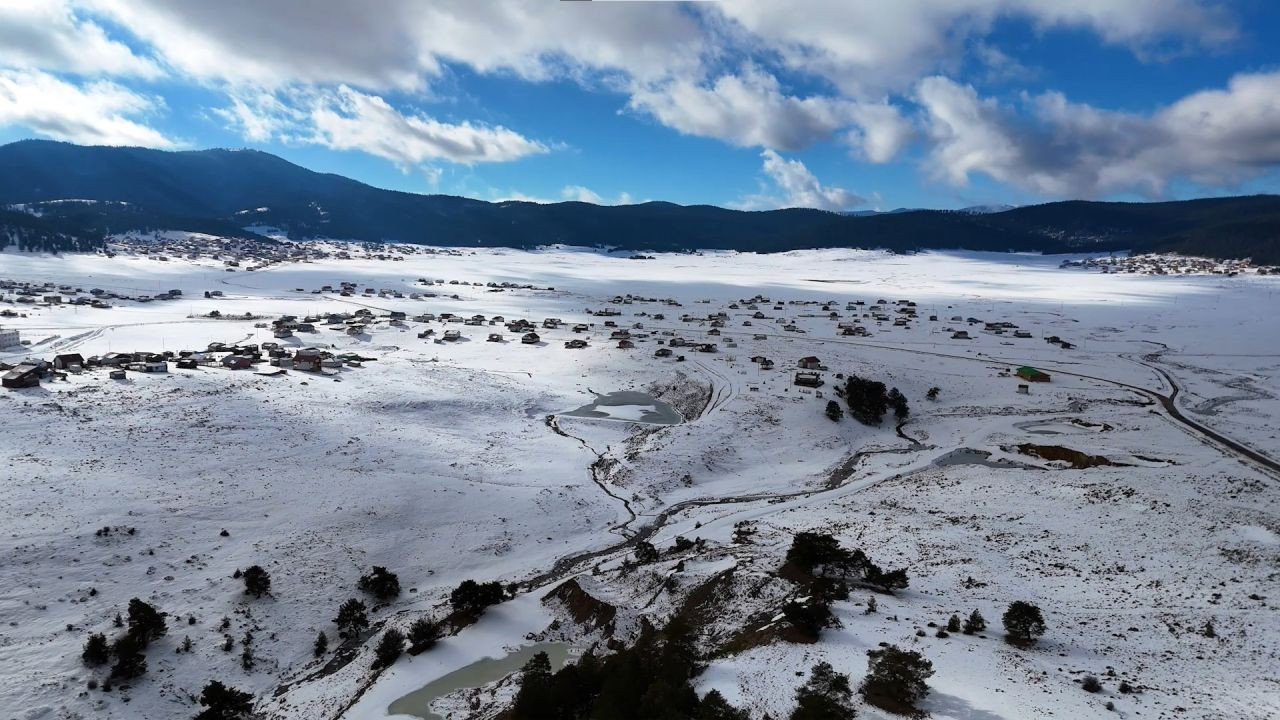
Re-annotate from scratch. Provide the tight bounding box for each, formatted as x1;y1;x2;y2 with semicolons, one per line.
82;633;110;666
963;609;986;635
791;661;855;720
1082;675;1103;693
358;566;401;601
372;628;405;669
242;565;270;598
195;680;254;720
449;580;505;616
408;617;441;654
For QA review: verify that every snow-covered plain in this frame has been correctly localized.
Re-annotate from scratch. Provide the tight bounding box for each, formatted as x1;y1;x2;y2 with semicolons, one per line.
0;246;1277;720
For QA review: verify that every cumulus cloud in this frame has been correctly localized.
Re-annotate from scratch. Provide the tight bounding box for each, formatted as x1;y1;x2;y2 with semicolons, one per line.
916;71;1280;197
706;0;1235;96
0;69;174;147
735;150;865;211
561;185;634;205
0;1;160;78
309;86;548;166
83;0;704;90
628;65;912;160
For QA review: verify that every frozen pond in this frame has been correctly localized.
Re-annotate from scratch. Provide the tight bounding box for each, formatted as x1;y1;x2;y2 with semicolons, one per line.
561;390;683;425
932;448;1034;469
1014;418;1110;436
387;642;574;719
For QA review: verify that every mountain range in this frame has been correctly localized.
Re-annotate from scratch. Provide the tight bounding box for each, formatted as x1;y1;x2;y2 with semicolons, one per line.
1;139;1277;262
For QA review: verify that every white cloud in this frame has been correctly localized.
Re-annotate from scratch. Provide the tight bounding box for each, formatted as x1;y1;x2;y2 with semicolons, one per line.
628;65;911;159
0;1;160;78
0;69;174;147
309;86;548;166
83;0;704;90
916;70;1280;197
706;0;1235;96
735;150;865;211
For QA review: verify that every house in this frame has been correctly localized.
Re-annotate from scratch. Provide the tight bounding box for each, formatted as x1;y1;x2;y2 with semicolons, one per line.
53;353;84;370
388;311;407;321
294;349;325;371
176;358;199;369
1013;330;1033;338
443;330;462;341
522;332;541;344
487;333;505;342
2;364;41;389
573;323;590;333
793;371;824;388
951;330;970;339
222;355;253;370
0;328;19;348
134;361;168;373
654;347;673;358
1017;383;1030;394
565;339;588;349
109;369;126;380
1015;366;1051;382
617;339;635;349
707;328;721;336
697;343;717;353
798;356;822;370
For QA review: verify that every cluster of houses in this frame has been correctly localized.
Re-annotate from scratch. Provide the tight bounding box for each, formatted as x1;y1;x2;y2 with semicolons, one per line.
108;231;334;271
1060;254;1272;276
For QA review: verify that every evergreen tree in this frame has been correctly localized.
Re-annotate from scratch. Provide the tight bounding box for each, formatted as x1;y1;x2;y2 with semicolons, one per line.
512;651;554;717
109;632;148;680
926;387;940;401
358;566;401;601
634;541;660;564
962;609;986;635
242;565;270;598
861;644;934;712
82;632;110;666
698;689;749;720
947;614;961;633
313;631;328;658
844;375;888;425
449;580;505;615
887;388;910;419
335;598;369;635
825;400;843;422
372;628;404;669
791;661;856;720
408;617;441;654
1002;601;1046;645
195;680;254;720
126;598;167;644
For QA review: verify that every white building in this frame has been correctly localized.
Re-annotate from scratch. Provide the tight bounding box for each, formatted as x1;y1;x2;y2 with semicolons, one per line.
0;327;19;349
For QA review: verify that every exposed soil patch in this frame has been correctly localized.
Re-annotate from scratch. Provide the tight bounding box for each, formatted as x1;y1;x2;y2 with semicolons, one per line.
1012;443;1129;469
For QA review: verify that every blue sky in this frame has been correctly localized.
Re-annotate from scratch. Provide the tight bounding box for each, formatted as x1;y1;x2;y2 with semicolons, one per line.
2;1;1279;211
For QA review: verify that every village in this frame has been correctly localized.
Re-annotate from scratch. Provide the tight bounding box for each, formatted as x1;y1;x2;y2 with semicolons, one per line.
0;245;1276;720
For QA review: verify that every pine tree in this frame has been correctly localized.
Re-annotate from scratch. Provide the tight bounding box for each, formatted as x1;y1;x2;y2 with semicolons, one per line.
887;387;909;419
126;598;166;644
313;631;328;658
963;609;986;635
408;617;441;654
1002;601;1046;645
82;632;110;666
946;614;961;633
358;566;401;601
634;541;660;564
242;565;271;598
195;680;254;720
825;400;843;422
698;689;749;719
372;628;404;669
861;644;934;712
335;598;369;635
109;632;148;680
449;580;505;615
791;661;855;720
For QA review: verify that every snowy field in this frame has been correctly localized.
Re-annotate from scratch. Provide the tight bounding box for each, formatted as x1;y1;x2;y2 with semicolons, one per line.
0;246;1277;720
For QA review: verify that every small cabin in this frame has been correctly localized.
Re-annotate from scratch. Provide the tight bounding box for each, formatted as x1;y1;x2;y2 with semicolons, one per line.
522;332;541;344
793;372;823;388
1016;366;1051;382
